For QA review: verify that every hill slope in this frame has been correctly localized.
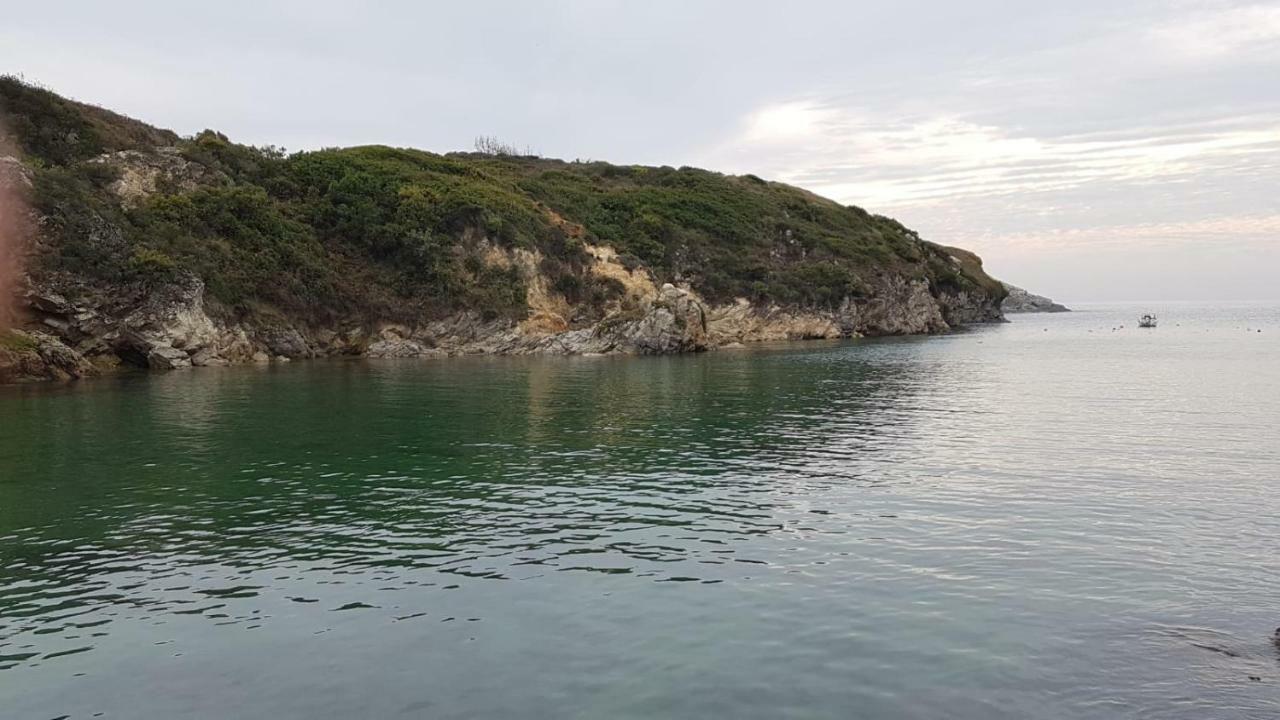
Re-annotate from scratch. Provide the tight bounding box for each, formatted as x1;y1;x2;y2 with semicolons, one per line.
0;77;1005;382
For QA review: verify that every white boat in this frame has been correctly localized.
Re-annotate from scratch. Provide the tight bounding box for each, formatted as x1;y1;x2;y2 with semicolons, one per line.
1138;314;1158;328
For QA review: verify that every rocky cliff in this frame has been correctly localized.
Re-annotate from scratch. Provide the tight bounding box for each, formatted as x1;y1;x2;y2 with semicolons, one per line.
0;77;1006;383
1000;282;1069;313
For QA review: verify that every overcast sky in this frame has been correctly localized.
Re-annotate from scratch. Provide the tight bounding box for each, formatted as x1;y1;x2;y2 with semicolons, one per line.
3;1;1277;301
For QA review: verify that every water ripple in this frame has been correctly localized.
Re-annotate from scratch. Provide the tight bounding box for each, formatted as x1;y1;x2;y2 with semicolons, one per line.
1;303;1278;718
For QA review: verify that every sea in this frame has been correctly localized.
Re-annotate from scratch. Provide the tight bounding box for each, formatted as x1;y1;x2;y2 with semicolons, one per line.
1;302;1277;719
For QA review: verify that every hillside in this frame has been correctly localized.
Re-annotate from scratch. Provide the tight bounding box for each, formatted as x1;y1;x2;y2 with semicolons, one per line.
0;77;1005;382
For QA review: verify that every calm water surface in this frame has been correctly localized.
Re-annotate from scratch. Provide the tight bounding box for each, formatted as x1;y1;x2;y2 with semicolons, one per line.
2;303;1278;719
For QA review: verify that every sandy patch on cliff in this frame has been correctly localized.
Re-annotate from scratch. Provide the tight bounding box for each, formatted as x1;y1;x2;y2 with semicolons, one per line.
510;248;570;336
585;244;658;305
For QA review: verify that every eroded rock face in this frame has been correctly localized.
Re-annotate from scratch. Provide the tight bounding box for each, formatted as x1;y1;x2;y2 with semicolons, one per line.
102;276;231;370
704;276;1003;345
88;147;224;209
936;287;1006;326
126;278;221;350
856;277;950;335
604;284;708;355
20;273;281;373
8;238;1006;383
366;325;441;359
707;300;842;345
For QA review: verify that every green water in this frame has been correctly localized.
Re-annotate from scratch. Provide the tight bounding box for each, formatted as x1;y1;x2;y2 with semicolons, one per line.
2;304;1279;718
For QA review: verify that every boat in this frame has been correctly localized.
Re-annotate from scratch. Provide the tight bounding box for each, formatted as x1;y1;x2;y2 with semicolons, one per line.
1138;314;1157;328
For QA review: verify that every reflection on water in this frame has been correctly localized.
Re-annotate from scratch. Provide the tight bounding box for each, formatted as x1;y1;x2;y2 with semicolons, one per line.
2;304;1279;719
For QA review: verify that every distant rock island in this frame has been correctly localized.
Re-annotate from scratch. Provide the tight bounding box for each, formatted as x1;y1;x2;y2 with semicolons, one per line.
1001;283;1069;313
0;77;1010;382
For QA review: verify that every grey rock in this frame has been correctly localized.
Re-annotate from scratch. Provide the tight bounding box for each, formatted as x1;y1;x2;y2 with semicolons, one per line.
604;284;708;354
365;325;442;358
264;327;311;358
189;347;226;367
0;330;96;382
704;275;1002;345
1001;283;1069;313
366;338;438;358
88;147;225;209
41;317;70;332
146;344;191;370
27;291;72;315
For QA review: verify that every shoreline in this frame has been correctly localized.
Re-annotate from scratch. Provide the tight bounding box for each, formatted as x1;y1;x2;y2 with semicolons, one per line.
1;315;1008;387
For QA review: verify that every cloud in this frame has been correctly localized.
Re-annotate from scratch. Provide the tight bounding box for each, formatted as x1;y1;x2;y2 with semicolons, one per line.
741;102;837;143
706;104;1280;210
1148;3;1280;60
964;214;1280;252
2;0;1277;299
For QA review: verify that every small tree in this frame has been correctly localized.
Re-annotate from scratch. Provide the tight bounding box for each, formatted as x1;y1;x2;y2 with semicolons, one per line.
474;135;536;157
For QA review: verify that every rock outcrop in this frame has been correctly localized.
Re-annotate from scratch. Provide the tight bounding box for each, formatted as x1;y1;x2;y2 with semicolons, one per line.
88;147;225;209
4;245;1005;382
0;329;97;383
703;275;1002;346
1000;283;1069;313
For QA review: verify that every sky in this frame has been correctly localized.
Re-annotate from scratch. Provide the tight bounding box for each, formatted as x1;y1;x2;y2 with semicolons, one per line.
2;0;1277;302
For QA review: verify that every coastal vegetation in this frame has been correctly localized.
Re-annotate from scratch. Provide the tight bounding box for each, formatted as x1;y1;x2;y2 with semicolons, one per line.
1;75;1001;332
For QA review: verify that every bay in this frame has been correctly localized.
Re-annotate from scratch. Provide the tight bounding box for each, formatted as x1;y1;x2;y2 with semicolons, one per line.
1;302;1278;719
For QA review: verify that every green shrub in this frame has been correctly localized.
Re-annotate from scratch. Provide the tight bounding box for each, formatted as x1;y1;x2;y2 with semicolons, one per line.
31;166;133;281
129;247;178;281
0;75;176;165
0;330;39;352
